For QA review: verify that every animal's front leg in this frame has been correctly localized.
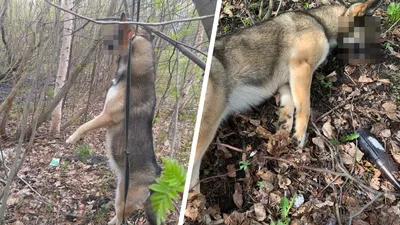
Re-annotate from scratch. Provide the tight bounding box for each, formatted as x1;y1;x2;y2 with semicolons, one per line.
289;62;312;148
66;112;115;144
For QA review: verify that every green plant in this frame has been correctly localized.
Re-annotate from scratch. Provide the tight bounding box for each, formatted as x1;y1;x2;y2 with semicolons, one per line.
239;160;251;170
340;133;360;142
257;181;265;189
387;2;400;25
45;86;54;97
61;161;68;170
270;195;296;225
316;75;333;89
330;139;339;146
153;116;161;123
150;157;186;225
76;144;92;161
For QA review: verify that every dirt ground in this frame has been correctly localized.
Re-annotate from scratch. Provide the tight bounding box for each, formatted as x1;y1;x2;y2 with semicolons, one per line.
185;0;400;225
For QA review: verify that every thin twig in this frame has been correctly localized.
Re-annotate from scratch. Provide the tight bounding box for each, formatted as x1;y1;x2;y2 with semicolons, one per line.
384;18;400;35
3;164;47;202
348;193;383;225
263;0;274;21
191;168;242;190
243;0;255;25
45;0;213;26
213;142;245;153
263;155;400;197
275;0;283;16
316;93;371;122
310;121;400;197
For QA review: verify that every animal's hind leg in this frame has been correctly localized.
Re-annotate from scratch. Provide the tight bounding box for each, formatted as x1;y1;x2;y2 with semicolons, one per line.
109;177;149;225
144;195;157;225
108;179;124;225
276;84;295;132
190;79;226;193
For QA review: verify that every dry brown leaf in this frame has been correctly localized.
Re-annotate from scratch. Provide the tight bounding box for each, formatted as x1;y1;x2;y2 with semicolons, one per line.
185;192;206;220
256;169;276;182
393;28;400;38
278;175;291;189
388;201;400;217
358;75;373;83
390;141;400;164
250;119;261;126
348;88;361;98
254;203;266;221
325;173;344;185
382;102;397;113
224;211;250;225
313;199;334;208
322;121;335;139
255;126;272;139
293;201;313;216
233;183;243;208
377;79;391;84
353;220;370;225
380;129;391;138
344;65;356;75
370;169;381;190
341;143;364;164
227;164;237;178
269;192;282;207
370;176;380;190
342;84;353;93
342;195;357;206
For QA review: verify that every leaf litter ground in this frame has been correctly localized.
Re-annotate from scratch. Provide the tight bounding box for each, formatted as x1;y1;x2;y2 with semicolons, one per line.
1;96;192;224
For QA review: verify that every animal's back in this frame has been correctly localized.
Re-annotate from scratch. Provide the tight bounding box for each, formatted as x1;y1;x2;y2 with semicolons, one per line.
211;9;333;115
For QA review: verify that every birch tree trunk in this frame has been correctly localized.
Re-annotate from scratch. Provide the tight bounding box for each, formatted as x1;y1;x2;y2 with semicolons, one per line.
49;0;74;135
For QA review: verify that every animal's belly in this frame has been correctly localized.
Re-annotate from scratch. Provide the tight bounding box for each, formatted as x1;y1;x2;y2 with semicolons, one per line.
223;84;276;118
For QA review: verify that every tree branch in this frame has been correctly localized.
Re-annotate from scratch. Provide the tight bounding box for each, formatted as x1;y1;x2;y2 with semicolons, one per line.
144;26;206;70
44;0;213;26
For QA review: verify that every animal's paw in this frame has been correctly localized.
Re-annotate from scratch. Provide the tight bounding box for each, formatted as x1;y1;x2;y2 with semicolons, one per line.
66;134;80;144
108;216;117;225
292;132;306;148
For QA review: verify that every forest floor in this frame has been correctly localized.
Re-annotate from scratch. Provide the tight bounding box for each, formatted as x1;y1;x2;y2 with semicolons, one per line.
185;0;400;225
1;89;195;224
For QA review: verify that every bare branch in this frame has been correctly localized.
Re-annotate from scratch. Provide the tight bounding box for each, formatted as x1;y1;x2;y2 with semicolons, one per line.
348;193;383;225
144;26;206;70
44;0;213;26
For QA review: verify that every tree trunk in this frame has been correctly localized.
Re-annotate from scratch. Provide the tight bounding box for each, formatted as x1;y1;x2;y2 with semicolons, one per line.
25;0;118;138
49;0;74;135
192;0;216;39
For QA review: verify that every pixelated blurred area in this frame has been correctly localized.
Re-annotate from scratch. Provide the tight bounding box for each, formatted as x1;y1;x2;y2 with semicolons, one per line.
103;24;128;55
338;16;382;65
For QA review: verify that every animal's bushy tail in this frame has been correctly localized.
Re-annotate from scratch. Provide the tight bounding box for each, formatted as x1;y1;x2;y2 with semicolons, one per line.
144;194;158;225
